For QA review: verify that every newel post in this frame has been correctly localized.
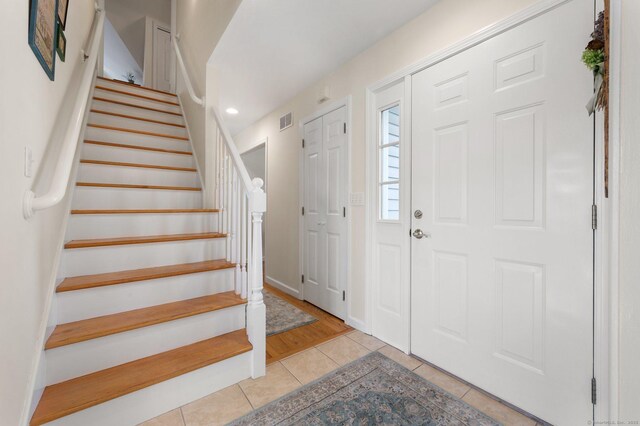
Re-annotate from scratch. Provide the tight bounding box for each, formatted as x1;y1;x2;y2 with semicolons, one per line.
247;177;266;378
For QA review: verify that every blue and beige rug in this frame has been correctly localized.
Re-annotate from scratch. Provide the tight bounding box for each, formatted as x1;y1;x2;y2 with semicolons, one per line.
230;351;500;425
265;291;317;336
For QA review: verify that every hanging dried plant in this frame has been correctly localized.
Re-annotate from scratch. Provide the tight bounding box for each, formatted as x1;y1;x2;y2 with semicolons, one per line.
584;11;607;114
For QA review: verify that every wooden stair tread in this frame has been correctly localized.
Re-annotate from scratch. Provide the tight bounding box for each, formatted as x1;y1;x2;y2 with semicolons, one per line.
31;329;251;426
93;97;183;117
91;109;186;128
57;260;235;292
84;140;192;155
96;76;178;97
65;232;226;249
87;123;189;141
95;85;181;106
71;208;220;214
80;159;196;172
76;182;201;191
45;292;245;349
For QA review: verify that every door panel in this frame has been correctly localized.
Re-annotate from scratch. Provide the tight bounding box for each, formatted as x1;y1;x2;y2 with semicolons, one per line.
303;107;347;319
410;1;593;424
153;28;171;92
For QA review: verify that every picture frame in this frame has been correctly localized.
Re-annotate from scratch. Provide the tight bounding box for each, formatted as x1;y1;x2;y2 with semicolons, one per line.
57;0;69;30
56;23;66;62
28;0;58;81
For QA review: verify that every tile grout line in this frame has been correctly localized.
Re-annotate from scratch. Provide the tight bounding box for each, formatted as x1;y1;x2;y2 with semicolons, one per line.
237;382;258;411
178;406;187;426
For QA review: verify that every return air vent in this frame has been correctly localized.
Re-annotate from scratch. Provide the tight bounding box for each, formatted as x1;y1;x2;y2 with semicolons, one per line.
279;112;293;131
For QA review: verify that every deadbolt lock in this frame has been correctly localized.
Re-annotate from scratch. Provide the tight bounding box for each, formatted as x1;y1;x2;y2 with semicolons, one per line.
414;210;423;219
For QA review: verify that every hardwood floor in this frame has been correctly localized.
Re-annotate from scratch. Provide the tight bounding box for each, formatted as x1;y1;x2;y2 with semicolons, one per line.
264;284;353;364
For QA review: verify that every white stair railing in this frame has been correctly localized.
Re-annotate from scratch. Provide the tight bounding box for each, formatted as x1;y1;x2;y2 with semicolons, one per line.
23;4;105;219
213;108;266;378
173;37;266;378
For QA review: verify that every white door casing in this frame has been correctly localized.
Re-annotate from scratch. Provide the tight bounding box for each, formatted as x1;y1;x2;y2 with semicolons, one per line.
410;1;593;424
153;26;172;92
303;107;348;319
370;81;411;351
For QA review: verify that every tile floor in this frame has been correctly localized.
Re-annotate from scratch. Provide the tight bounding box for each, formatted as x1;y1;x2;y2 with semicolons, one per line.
140;330;537;426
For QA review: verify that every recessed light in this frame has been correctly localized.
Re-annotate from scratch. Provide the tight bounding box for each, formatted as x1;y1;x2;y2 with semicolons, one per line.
226;107;239;115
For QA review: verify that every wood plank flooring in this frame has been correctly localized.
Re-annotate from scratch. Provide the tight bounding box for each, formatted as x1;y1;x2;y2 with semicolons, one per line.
264;284;352;364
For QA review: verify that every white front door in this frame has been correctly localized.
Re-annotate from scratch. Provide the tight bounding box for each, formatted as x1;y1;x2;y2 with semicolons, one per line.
410;1;593;424
153;27;171;92
303;106;348;319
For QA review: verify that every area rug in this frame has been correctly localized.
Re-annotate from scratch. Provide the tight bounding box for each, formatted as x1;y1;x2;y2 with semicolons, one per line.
265;291;317;336
229;351;500;426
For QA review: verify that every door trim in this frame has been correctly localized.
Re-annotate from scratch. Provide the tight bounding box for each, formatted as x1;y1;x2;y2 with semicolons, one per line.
363;0;618;419
298;97;352;321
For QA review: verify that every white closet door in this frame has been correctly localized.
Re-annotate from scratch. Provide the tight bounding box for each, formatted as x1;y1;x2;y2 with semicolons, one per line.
303;107;347;319
410;1;593;424
153;27;171;92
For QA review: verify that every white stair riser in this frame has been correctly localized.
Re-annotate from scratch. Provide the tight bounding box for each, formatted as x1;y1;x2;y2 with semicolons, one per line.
71;187;203;210
91;99;185;126
94;88;181;114
95;80;178;103
82;143;195;168
85;126;190;151
43;351;252;426
67;212;217;239
77;164;200;188
46;305;245;384
63;238;226;276
56;269;235;323
88;112;188;138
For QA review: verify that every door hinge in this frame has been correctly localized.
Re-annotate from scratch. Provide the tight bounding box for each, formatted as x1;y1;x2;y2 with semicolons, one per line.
343;123;347;134
592;204;598;230
302;206;305;216
343;207;346;217
342;290;346;301
302;139;305;148
302;274;305;283
591;377;597;404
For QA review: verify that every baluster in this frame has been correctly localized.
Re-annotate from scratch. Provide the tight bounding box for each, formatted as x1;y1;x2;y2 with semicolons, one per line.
241;191;248;300
247;178;266;378
232;168;240;294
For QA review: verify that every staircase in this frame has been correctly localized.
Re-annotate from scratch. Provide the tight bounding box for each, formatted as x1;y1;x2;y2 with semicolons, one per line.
30;77;266;426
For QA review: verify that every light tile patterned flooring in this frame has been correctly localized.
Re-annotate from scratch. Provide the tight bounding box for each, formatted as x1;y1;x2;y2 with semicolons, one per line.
140;330;538;426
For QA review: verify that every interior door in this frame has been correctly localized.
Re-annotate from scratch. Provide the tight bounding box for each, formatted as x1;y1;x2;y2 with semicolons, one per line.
410;1;593;424
303;107;347;319
153;27;171;92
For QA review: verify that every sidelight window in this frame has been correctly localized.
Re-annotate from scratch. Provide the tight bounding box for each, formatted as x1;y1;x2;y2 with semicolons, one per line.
379;105;401;220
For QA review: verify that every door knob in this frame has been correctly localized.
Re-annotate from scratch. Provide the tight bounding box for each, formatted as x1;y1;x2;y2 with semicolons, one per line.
412;229;430;239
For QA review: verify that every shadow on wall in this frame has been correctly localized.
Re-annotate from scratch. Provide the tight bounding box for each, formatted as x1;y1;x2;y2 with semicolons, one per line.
103;16;143;84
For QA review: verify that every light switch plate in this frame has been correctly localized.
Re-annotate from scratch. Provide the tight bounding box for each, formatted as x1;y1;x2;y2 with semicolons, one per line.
350;192;365;206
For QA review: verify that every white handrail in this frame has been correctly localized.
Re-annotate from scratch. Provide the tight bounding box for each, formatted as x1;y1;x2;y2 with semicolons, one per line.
23;5;105;219
172;37;205;106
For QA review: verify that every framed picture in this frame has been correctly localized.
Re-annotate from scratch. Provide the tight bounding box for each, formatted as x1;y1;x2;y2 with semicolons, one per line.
28;0;58;80
56;23;66;62
57;0;69;30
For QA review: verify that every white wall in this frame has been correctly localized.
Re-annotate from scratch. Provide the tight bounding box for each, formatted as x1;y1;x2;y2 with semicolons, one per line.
618;0;640;420
0;2;97;424
234;0;539;326
103;17;143;84
175;0;242;197
105;0;170;70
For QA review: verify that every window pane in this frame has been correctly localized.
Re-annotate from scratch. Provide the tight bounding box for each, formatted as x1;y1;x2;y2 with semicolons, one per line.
381;105;400;145
381;183;400;220
380;145;400;182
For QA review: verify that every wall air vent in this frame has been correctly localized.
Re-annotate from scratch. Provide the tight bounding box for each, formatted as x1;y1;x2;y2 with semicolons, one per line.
279;112;293;131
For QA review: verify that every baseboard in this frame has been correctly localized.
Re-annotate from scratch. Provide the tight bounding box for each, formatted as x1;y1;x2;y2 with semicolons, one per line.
346;315;370;334
265;276;300;299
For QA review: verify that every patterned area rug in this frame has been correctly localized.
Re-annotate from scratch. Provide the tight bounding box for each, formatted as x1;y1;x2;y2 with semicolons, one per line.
230;352;500;425
265;291;317;336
